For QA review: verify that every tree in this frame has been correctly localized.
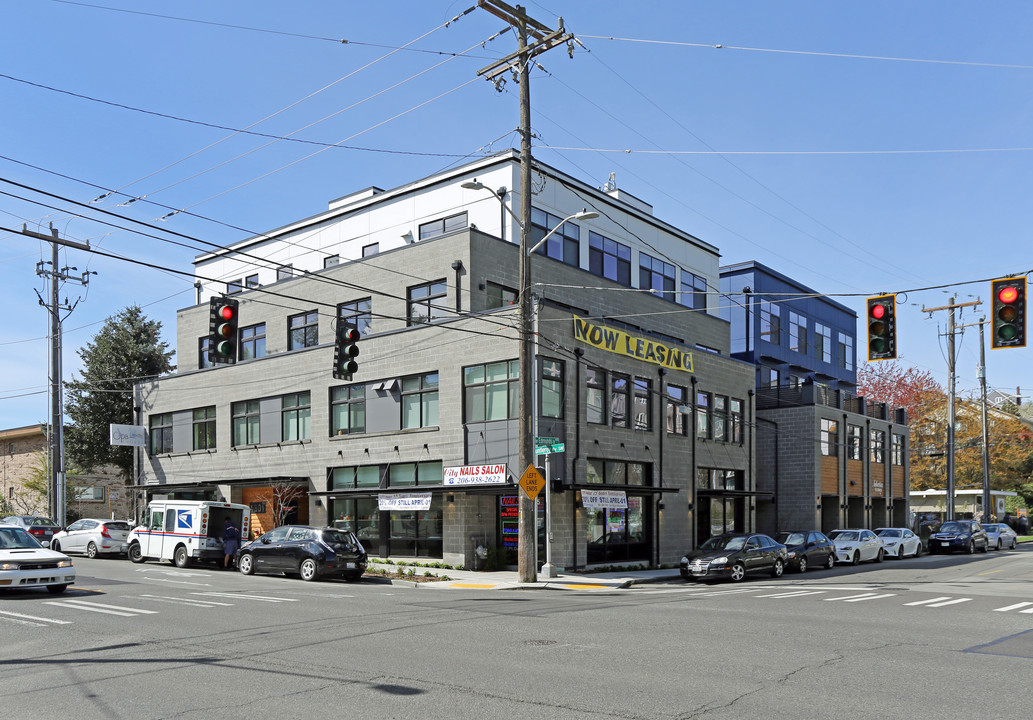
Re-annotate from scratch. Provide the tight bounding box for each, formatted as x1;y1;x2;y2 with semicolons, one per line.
65;306;175;483
856;360;943;420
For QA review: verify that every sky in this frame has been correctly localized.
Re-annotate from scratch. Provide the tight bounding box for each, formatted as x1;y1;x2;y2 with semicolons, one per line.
2;0;1032;430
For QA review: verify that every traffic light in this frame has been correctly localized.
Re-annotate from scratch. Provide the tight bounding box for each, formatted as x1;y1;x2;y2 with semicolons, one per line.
991;277;1026;349
208;297;239;364
866;294;897;361
333;323;360;379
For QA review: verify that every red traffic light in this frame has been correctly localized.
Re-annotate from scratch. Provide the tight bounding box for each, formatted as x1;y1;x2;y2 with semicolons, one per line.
991;277;1026;349
870;304;886;320
998;286;1019;304
219;304;235;320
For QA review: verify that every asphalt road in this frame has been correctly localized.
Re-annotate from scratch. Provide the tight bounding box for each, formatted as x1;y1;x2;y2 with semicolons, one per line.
2;546;1031;719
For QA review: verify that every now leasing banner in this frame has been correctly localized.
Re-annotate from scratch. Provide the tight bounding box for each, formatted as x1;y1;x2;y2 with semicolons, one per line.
378;493;432;511
573;316;693;373
443;464;507;486
580;489;628;509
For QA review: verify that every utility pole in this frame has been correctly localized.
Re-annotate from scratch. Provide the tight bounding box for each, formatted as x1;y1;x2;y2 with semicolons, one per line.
977;319;992;522
921;296;980;522
29;224;92;526
476;0;572;583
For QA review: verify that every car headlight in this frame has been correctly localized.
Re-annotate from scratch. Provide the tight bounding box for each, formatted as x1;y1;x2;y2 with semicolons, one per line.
787;551;797;558
57;559;73;568
712;556;728;564
0;562;17;571
681;556;689;564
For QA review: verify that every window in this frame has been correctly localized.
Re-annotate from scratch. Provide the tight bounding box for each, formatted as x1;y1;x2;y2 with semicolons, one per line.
407;280;447;325
486;281;517;309
666;384;688;435
531;208;579;266
639;253;676;302
240;323;266;361
419;212;467;241
282;392;311;441
789;312;807;354
331;466;382;490
892;433;905;465
76;487;105;502
149;413;173;454
288;311;319;350
331;384;366;435
730;398;743;443
820;418;838;456
541;360;564;419
232;400;261;446
632;377;651;430
696;391;710;439
338;298;372;337
199;337;213;369
586;459;652;486
245;274;259;288
277;264;293;281
760;302;781;344
401;373;439;429
324;255;339;269
362;243;379;257
588;232;631;286
838;332;854;371
713;396;728;441
464;361;518;422
586;366;606;424
611;373;630;428
870;429;886;463
847;424;863;460
816;323;833;363
762;367;780;387
679;272;707;310
227;278;243;295
192;407;216;451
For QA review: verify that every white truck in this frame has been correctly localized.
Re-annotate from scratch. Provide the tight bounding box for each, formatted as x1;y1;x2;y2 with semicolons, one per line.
127;500;251;568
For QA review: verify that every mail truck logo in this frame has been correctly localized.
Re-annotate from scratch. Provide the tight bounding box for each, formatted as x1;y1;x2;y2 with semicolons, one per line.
176;510;193;530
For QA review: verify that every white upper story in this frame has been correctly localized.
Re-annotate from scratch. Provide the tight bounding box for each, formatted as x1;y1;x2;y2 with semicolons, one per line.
193;150;722;313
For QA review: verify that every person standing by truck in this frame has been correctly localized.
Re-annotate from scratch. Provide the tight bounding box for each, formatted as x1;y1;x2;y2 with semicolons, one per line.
223;518;240;568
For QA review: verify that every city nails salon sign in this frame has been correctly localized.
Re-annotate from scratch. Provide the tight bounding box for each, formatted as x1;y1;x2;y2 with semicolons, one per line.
443;464;508;486
573;316;693;372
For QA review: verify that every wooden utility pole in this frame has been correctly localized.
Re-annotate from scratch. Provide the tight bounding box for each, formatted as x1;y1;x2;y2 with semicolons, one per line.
475;1;572;583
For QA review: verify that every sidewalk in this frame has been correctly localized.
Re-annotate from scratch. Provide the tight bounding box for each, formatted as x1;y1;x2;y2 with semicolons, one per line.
368;563;681;590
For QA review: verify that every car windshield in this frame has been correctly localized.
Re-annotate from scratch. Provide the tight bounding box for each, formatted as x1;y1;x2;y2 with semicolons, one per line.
320;530;361;551
28;517;57;526
0;527;43;549
776;532;806;546
938;522;967;533
877;529;901;538
105;521;132;531
829;531;859;542
700;535;745;552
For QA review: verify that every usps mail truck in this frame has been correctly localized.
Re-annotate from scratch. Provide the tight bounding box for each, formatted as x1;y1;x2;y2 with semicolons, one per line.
127;500;251;568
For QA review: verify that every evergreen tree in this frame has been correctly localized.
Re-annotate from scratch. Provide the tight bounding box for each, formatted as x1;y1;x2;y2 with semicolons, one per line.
65;306;175;482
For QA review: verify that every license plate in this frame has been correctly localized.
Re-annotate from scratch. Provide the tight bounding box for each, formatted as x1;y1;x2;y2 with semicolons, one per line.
345;562;356;569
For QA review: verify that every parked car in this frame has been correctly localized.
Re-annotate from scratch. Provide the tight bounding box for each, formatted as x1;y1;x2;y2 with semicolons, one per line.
237;525;367;582
928;520;989;554
51;519;132;558
0;523;76;594
979;523;1017;551
774;530;836;572
875;527;922;559
0;515;62;548
680;532;787;583
828;529;885;565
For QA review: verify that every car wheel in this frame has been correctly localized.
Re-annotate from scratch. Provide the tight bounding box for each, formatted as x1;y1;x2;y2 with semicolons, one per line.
729;563;746;582
128;542;145;563
913;544;922;558
995;539;1002;551
238;553;255;575
825;552;836;569
173;546;190;568
979;540;989;553
1011;539;1017;550
86;542;99;559
343;572;363;583
897;546;905;559
875;548;884;563
851;551;860;566
797;556;808;573
51;540;61;552
299;558;318;582
46;584;68;594
770;558;784;578
966;541;974;554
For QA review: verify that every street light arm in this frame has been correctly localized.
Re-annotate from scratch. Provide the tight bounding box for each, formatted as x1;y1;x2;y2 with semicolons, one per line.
462;179;524;229
527;209;599;255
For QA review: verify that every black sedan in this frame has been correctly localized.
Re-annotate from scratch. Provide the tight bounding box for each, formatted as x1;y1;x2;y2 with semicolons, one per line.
774;530;836;572
680;532;788;583
928;520;989;554
237;525;367;582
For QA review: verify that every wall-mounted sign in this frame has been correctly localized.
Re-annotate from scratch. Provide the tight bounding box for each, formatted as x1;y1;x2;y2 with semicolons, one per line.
573;316;693;372
581;489;628;509
443;464;507;486
500;496;519;549
378;493;432;511
109;424;146;447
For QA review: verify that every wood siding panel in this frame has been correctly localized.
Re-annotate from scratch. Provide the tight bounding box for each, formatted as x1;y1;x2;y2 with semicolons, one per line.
821;455;839;495
847;460;864;496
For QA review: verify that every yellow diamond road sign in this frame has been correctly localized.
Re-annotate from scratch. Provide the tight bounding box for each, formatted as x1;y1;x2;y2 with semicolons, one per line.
519;465;544;500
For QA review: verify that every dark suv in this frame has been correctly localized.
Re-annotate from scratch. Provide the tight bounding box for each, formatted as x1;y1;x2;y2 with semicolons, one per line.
681;532;788;582
928;520;989;554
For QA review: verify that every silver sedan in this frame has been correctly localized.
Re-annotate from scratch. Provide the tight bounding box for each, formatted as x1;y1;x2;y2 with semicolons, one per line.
981;523;1018;550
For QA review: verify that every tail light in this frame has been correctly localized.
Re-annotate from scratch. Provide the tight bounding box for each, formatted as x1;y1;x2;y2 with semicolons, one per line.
29;528;45;537
101;525;112;539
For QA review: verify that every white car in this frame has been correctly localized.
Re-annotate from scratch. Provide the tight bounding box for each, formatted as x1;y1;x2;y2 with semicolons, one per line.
981;523;1018;551
876;527;922;559
51;518;131;558
0;524;76;594
828;529;885;565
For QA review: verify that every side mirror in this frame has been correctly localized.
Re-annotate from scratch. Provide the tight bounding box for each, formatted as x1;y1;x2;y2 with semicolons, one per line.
261;537;271;545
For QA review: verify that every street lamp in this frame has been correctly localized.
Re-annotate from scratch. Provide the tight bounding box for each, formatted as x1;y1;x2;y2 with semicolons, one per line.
463;181;597;580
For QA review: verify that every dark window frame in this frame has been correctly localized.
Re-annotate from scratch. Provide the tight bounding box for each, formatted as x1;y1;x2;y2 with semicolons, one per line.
239;323;266;361
331;384;366;436
288;311;319;350
192;406;216;451
588;231;632;286
407;280;448;326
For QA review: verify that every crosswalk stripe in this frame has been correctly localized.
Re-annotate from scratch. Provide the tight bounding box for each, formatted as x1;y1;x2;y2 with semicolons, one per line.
45;599;159;616
905;597;952;606
927;598;971;608
137;594;230;608
824;592;881;601
755;590;826;599
193;591;299;603
44;602;140;617
842;593;896;602
0;609;73;625
994;602;1033;612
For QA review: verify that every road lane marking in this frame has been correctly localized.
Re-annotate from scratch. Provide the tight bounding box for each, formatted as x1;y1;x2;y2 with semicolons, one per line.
993;602;1033;612
927;598;972;608
0;610;73;625
755;590;827;599
824;592;896;602
905;597;952;606
44;599;159;617
138;594;233;607
193;592;299;602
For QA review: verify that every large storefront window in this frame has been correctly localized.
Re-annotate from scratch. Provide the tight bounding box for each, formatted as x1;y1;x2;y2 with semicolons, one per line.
585;497;648;564
696;468;746;545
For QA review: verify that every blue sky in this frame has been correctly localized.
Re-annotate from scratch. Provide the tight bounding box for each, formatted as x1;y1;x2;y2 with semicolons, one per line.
2;1;1032;429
